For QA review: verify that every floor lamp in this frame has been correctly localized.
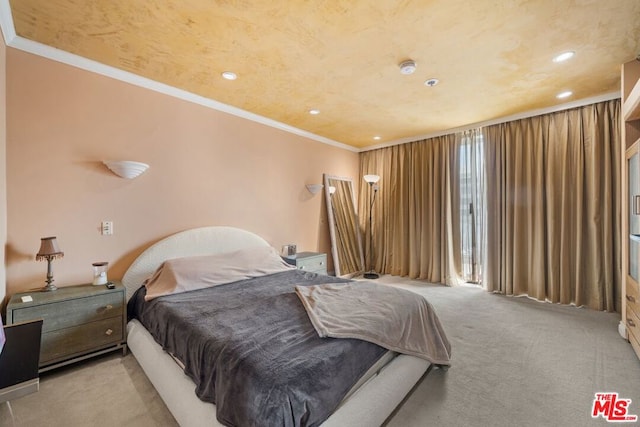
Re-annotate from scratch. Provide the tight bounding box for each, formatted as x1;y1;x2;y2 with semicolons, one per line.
363;174;380;279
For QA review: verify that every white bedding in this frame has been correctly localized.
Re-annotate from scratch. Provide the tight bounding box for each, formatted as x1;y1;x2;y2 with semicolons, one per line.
143;246;293;300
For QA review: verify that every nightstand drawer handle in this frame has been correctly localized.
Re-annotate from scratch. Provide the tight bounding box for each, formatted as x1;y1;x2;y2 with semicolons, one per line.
105;329;113;336
627;295;637;303
320;261;324;265
98;304;114;314
299;266;305;269
628;318;636;328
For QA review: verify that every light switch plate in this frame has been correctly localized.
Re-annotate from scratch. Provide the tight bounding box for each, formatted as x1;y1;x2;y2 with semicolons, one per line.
101;221;114;235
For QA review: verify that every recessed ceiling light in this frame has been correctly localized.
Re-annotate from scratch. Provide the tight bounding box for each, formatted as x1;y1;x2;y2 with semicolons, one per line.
373;136;381;140
399;60;417;75
556;91;573;99
221;71;237;80
309;109;320;115
553;51;575;63
425;78;439;87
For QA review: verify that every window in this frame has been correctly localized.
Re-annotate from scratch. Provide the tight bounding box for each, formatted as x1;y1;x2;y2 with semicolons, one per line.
458;130;484;284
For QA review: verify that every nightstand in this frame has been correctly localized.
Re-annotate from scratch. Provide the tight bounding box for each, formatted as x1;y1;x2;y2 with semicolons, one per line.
6;282;127;372
285;252;328;275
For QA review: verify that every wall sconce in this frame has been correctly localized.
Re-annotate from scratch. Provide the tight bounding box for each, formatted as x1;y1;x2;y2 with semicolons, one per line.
103;160;149;179
306;184;324;195
36;236;64;291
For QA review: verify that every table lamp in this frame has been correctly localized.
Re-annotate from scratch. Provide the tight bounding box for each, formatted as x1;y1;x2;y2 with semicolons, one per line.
36;236;64;291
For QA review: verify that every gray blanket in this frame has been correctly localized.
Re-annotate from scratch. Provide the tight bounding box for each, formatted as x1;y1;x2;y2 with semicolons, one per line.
295;282;451;365
128;270;387;427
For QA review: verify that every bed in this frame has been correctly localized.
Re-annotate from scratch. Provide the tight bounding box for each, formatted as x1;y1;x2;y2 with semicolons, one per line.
123;226;450;427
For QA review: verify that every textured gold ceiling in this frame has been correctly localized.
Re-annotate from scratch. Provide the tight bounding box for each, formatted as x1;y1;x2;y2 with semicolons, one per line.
8;0;640;148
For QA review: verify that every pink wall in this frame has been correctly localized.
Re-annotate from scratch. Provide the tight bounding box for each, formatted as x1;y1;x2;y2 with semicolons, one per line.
5;48;358;296
0;34;6;304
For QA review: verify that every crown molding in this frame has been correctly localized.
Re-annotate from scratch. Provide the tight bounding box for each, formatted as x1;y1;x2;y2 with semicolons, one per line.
0;0;15;45
0;1;622;155
0;1;358;153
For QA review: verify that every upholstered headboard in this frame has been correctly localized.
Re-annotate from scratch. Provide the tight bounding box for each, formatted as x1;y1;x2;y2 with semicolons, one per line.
121;226;270;300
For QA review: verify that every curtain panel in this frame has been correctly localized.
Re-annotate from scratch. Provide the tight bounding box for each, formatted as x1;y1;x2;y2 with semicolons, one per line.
359;135;463;285
483;100;621;311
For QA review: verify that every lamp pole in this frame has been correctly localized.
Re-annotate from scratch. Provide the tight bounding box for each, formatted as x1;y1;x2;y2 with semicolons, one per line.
363;175;380;279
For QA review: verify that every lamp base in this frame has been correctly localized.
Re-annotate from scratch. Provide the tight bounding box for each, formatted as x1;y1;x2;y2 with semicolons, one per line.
363;271;380;280
43;281;57;292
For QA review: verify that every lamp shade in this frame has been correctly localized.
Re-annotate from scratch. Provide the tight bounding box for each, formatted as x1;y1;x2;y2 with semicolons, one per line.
364;174;380;184
36;236;64;260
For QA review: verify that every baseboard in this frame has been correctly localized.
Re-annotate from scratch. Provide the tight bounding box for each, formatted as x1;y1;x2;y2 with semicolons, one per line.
619;321;628;340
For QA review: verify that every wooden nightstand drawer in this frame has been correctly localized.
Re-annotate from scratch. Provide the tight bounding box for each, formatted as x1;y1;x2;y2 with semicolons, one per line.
286;252;327;275
6;282;127;371
41;317;124;364
297;257;326;272
627;303;640;352
12;291;123;333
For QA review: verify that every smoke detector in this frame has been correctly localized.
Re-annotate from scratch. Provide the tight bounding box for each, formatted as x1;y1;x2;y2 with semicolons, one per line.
399;60;417;75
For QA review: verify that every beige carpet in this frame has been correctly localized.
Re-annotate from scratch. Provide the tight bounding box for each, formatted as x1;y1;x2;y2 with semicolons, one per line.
380;277;640;427
2;276;639;427
0;350;178;427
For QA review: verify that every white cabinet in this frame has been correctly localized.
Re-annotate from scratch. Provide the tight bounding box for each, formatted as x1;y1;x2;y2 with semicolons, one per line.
628;149;640;282
621;59;640;360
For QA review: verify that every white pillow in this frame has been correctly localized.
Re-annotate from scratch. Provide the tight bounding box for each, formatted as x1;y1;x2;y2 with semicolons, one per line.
144;246;294;301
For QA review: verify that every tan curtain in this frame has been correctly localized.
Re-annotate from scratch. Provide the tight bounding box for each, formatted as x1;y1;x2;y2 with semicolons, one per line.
359;135;463;285
483;100;621;311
